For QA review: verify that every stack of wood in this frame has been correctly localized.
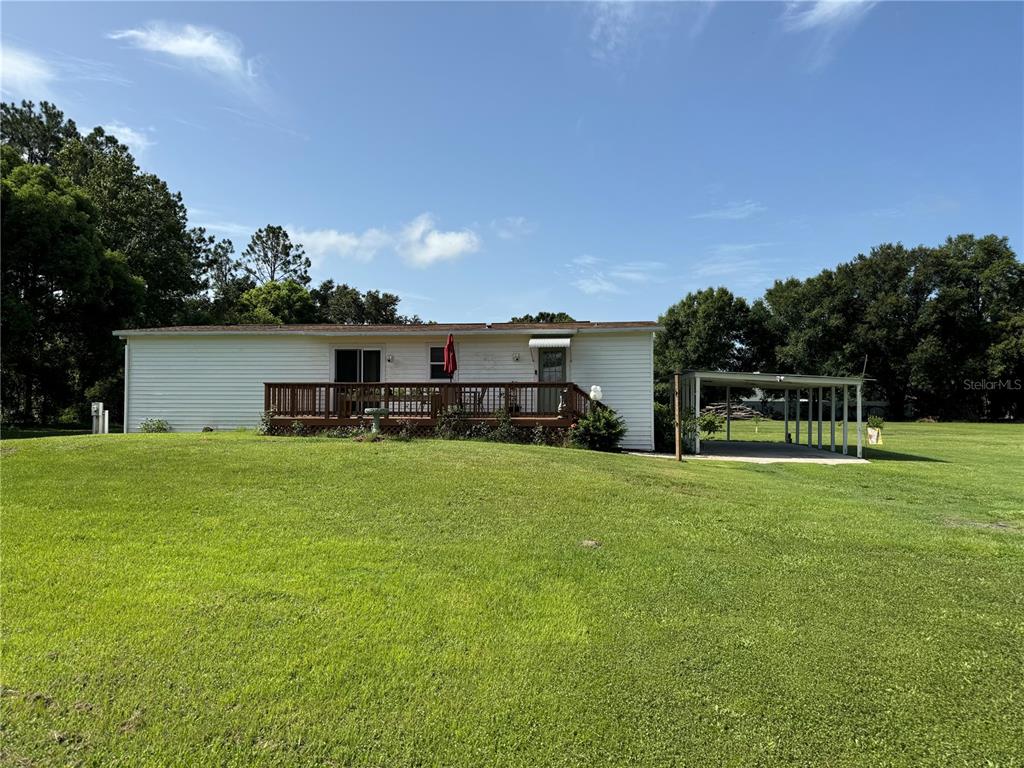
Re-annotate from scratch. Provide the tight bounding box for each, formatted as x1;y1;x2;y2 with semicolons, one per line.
701;402;762;420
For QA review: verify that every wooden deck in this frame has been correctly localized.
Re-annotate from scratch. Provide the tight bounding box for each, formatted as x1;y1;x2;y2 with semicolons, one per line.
264;381;596;427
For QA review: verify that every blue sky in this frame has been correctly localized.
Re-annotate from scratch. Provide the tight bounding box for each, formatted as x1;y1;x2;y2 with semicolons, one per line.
2;1;1022;322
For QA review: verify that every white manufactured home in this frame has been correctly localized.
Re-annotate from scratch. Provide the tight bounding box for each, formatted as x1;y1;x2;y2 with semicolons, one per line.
115;322;661;451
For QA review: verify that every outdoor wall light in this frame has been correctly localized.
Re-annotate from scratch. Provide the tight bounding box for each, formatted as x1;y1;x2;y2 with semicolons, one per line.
386;354;394;363
513;352;520;361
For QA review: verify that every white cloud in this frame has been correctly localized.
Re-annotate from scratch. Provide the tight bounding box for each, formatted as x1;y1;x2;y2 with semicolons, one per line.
574;274;623;295
284;214;481;270
587;2;640;63
0;45;56;98
691;200;767;221
109;23;259;87
569;256;664;295
492;216;537;240
397;213;481;267
101;122;155;154
291;226;392;267
781;1;877;68
782;1;876;33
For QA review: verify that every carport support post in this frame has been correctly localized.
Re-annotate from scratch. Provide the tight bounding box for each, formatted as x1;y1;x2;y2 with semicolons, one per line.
807;388;813;447
830;386;836;451
694;376;701;455
673;372;682;461
842;386;849;455
817;386;823;449
856;383;863;458
784;389;789;442
726;386;731;441
795;390;800;444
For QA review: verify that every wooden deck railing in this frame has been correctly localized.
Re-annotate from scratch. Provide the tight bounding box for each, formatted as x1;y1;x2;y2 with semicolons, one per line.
263;381;596;422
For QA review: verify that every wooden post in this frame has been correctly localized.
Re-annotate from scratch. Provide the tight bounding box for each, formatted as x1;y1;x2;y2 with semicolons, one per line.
726;386;731;441
674;372;682;461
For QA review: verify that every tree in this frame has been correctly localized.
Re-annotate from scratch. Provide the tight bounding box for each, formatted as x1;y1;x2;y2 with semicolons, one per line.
57;128;204;327
656;288;751;375
1;148;141;422
310;280;423;324
510;311;576;323
235;281;318;324
0;100;78;165
240;226;311;285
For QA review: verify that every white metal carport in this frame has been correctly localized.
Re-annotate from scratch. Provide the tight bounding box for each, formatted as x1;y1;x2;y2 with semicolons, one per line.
673;370;866;459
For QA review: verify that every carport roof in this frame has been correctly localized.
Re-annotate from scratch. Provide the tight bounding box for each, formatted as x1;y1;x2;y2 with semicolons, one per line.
680;370;864;388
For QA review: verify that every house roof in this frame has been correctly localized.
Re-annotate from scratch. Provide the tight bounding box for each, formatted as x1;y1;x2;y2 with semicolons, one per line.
113;321;662;338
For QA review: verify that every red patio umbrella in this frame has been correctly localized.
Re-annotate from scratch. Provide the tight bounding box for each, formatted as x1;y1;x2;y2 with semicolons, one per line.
443;334;458;379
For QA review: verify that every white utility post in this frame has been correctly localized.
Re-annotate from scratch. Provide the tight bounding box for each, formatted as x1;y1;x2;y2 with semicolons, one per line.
694;376;701;455
856;383;863;458
726;386;731;441
830;386;836;451
817;386;823;449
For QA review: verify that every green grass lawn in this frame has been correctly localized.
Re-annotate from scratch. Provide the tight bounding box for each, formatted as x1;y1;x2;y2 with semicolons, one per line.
2;424;1022;767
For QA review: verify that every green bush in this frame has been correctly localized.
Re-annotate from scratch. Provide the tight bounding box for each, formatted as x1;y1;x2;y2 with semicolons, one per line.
654;402;674;452
139;418;170;433
867;415;885;430
569;406;627;452
435;405;471;440
698;411;725;437
488;407;524;444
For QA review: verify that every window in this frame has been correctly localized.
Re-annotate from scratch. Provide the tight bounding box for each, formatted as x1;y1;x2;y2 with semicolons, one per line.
429;346;448;380
334;349;381;383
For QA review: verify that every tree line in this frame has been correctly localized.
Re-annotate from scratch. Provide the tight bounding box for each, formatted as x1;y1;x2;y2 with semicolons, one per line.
653;236;1023;420
3;101;1020;426
1;101;422;425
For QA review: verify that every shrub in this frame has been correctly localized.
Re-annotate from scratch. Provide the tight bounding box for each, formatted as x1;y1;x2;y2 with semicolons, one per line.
435;405;470;440
867;415;885;430
488;407;524;444
530;425;549;446
653;402;674;452
290;420;306;437
569;406;626;452
140;418;170;433
698;411;725;437
201;426;214;433
257;410;277;436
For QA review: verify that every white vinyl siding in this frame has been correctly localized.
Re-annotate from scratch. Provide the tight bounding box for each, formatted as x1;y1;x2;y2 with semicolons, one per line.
124;331;656;449
570;332;655;451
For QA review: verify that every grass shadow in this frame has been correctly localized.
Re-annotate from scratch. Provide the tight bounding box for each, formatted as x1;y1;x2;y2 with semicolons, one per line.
1;426;92;441
863;447;946;463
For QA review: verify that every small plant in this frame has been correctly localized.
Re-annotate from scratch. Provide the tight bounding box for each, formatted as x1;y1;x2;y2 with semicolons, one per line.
568;406;627;452
290;420;306;437
867;415;885;430
467;422;492;440
752;413;762;433
201;426;214;433
140;418;170;433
